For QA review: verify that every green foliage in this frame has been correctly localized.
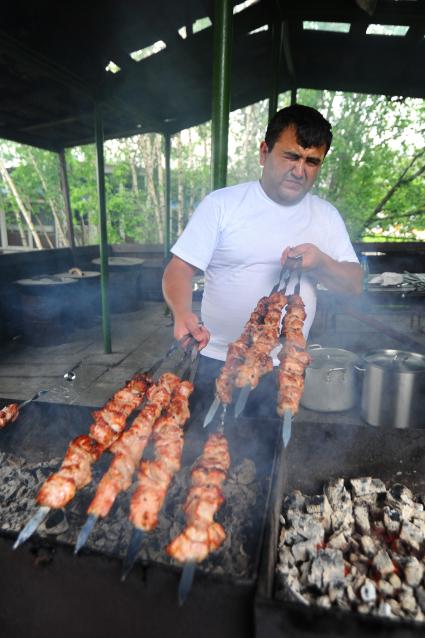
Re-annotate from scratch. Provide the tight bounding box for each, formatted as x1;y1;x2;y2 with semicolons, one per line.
0;90;423;248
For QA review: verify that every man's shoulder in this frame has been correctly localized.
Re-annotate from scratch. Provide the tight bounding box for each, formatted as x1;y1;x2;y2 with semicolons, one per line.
208;180;258;203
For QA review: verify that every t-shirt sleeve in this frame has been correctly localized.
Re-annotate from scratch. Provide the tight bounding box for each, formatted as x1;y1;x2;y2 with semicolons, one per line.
325;207;359;264
171;194;221;271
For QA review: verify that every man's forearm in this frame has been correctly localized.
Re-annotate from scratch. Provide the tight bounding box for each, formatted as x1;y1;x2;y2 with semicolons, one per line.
162;256;210;348
315;255;362;294
162;257;194;318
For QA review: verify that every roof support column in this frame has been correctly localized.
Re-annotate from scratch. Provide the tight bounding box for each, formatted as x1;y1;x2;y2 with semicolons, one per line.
58;149;76;250
94;102;111;354
268;21;283;121
211;0;233;190
164;132;172;263
291;88;297;105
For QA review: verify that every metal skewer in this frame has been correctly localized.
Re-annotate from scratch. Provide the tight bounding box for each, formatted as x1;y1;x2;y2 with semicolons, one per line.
121;528;147;581
13;506;51;549
203;396;221;428
74;514;98;554
234;385;251;418
282;409;292;448
178;561;196;606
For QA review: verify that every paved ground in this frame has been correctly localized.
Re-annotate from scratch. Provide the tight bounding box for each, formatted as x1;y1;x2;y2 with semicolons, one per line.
0;298;424;415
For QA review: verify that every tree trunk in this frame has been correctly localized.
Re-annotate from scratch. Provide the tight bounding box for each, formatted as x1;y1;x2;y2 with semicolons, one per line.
28;151;68;247
0;158;43;249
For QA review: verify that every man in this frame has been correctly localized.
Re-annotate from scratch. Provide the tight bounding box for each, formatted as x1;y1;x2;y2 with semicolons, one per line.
162;104;362;414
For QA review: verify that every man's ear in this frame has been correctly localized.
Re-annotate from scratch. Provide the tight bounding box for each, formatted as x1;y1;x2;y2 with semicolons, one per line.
259;141;268;167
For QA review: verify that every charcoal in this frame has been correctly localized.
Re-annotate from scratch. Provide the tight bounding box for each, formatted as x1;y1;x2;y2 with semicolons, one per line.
375;601;393;618
400;520;424;551
292;539;319;563
360;579;377;603
389;598;403;617
399;588;417;613
346;583;357;603
328;580;345;602
373;549;395;576
283;491;305;518
404;557;424;587
316;595;331;608
327;530;349;551
284;513;324;546
350;477;386;497
379;580;395;597
331;508;354;534
416;586;425;613
390;484;414;505
298;560;311;586
325;478;345;507
354;503;371;535
383;506;401;534
389;573;402;589
304;494;331;531
278;545;295;569
308;548;345;590
357;603;373;614
359;535;376;557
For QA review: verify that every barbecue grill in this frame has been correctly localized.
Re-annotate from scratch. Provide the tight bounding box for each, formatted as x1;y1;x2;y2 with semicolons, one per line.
0;400;279;638
255;419;425;638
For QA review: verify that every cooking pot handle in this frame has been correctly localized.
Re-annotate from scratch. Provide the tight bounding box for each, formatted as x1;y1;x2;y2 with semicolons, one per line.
308;344;322;350
354;364;365;372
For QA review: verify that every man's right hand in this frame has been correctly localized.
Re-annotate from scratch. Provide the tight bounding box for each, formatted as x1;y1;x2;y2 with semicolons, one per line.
174;311;210;351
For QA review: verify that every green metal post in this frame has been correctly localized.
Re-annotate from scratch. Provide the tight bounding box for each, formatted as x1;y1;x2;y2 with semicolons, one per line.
291;88;297;105
164;132;171;263
211;0;233;191
268;21;283;121
94;102;112;354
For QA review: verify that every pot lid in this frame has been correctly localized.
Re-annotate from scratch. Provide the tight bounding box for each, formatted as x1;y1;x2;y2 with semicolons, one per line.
363;349;425;373
308;346;358;369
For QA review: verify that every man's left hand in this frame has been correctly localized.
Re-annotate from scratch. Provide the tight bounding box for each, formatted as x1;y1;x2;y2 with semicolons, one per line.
280;243;324;271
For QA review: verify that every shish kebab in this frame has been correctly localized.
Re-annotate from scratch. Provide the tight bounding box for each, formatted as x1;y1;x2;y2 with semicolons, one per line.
122;371;196;579
166;432;231;605
14;339;195;549
74;372;182;553
277;262;311;447
203;263;295;429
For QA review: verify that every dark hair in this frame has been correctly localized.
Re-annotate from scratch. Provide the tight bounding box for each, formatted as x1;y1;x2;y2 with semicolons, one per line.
265;104;333;153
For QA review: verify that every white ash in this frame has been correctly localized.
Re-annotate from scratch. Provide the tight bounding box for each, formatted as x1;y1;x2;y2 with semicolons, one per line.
276;476;425;624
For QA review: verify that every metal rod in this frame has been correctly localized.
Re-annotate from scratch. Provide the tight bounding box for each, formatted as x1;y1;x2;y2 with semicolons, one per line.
290;88;297;105
268;21;283;121
122;528;146;581
178;562;196;606
94;102;112;354
13;507;51;549
211;0;233;191
164;132;172;263
74;514;98;554
58;149;76;251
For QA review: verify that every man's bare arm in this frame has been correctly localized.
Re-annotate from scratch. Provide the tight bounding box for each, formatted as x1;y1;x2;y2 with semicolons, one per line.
281;244;363;295
162;256;210;348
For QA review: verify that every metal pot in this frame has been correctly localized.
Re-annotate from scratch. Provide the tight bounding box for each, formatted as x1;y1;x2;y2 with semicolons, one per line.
301;345;359;412
361;350;425;428
357;349;425;429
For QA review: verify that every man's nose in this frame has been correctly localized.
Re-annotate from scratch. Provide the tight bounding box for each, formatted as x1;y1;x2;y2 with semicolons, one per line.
291;159;304;178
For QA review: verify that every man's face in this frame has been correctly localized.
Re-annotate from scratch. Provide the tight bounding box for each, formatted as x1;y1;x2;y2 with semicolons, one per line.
259;125;327;206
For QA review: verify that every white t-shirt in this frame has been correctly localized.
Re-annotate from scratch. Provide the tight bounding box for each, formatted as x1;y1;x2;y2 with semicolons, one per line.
171;180;358;361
